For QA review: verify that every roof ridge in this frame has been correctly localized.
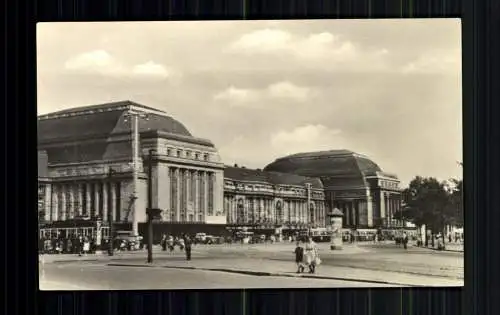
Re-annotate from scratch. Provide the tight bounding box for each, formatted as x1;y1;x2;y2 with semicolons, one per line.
38;100;168;120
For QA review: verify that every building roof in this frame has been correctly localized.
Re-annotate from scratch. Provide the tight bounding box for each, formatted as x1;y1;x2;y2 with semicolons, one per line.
37;101;215;164
224;166;323;189
37;100;192;144
264;150;396;188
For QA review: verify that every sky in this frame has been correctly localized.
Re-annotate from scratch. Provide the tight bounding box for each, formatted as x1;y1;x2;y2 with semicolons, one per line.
37;19;462;187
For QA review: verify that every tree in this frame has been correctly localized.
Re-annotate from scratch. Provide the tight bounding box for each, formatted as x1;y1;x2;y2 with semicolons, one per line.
399;176;455;234
446;178;463;227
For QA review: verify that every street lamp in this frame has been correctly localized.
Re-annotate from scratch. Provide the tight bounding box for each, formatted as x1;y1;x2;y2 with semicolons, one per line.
107;168;116;256
146;149;162;264
123;109;149;237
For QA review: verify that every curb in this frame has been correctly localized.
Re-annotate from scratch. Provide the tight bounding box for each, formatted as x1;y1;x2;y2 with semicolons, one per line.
412;245;463;253
106;263;420;287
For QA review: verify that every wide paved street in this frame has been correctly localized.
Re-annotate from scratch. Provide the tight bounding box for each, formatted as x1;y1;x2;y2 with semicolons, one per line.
39;242;463;290
40;263;397;290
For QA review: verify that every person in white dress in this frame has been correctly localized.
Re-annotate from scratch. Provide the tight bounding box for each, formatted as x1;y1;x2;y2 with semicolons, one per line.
304;237;320;274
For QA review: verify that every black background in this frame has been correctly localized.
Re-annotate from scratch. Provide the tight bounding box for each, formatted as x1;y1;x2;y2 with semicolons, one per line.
3;0;499;314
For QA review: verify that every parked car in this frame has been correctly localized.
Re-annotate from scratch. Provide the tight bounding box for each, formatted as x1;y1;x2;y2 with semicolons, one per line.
195;233;207;244
206;236;225;244
114;230;142;250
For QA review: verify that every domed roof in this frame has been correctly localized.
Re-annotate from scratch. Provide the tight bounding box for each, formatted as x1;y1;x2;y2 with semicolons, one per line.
264;150;383;188
37;101;214;164
38;100;192;143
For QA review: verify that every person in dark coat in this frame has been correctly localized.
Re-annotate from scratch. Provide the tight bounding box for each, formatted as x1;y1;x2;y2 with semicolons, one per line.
294;241;305;273
184;235;193;261
161;234;167;251
402;232;409;250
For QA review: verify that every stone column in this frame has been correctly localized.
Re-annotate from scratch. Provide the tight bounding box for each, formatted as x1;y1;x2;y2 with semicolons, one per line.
390;196;395;227
379;190;386;226
366;189;373;227
102;181;108;222
303;201;307;224
60;185;67;221
175;168;181;222
67;185;75;220
262;198;266;223
77;184;84;216
204;172;209;218
186;170;191;213
94;182;100;219
44;184;52;222
50;185;57;221
111;182;117;221
85;183;92;217
194;171;199;216
386;195;391;227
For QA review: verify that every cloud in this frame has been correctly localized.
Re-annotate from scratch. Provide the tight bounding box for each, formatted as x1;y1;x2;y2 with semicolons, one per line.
228;29;358;61
267;81;312;102
64;50;123;74
270;124;344;155
228;29;292;54
213;86;257;104
213;81;314;104
401;49;461;74
132;61;170;78
64;50;172;79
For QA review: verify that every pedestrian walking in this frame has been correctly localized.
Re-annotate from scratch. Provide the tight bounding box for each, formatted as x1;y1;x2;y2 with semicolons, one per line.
161;234;167;251
305;237;320;274
294;241;305;273
184;235;192;261
402;231;409;250
167;236;174;252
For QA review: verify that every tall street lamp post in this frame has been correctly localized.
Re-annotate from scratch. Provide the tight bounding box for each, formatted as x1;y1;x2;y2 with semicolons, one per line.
146;149;161;264
108;168;116;256
124;110;148;237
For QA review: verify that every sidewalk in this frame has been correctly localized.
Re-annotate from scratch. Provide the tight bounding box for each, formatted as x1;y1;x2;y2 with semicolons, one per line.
203;242;372;255
108;258;463;287
40;242;371;263
415;243;463;252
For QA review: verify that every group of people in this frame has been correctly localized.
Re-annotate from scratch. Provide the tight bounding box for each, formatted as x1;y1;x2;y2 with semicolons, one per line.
39;234;94;255
160;234;193;260
294;237;321;274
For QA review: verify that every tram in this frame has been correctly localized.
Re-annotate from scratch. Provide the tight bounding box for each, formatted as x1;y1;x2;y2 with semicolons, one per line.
309;228;332;242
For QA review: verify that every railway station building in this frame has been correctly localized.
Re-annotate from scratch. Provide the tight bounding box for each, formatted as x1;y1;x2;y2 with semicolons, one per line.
264;150;403;229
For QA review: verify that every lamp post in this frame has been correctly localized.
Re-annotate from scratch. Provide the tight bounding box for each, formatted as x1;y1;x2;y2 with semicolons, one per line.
107;168;116;256
123;109;148;237
146;149;162;264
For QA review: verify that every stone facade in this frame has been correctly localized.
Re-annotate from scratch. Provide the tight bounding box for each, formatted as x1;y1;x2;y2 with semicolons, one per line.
37;101;226;230
223;167;327;230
